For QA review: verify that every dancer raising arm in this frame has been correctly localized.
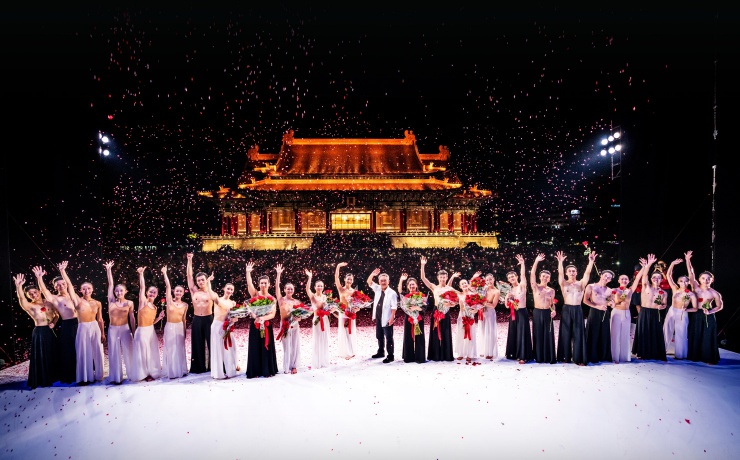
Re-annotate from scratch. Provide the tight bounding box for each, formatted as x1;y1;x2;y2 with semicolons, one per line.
129;266;164;382
685;250;723;364
398;272;427;364
104;261;136;384
276;264;301;374
13;273;58;388
334;262;357;360
420;256;459;362
245;262;278;378
530;253;556;364
504;255;534;364
205;274;238;379
160;266;189;379
555;251;596;366
663;258;697;360
632;254;667;361
610;259;646;364
305;268;330;369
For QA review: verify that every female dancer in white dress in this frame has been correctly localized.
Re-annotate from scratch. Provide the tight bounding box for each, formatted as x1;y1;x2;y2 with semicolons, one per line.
205;275;238;379
305;269;330;369
663;258;698;359
103;261;136;384
276;264;301;374
161;266;189;378
129;267;164;381
454;272;481;360
610;261;646;364
479;273;500;360
334;262;357;360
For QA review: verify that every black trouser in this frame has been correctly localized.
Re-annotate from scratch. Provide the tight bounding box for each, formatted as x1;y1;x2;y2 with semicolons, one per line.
376;320;394;357
190;315;212;373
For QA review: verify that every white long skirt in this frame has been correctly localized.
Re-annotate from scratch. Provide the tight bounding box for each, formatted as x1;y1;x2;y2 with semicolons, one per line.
460;316;478;359
163;322;188;378
76;321;104;383
479;307;499;359
107;324;134;383
129;325;161;381
610;309;631;363
210;319;237;379
337;311;356;358
455;312;464;358
312;315;330;369
282;322;300;373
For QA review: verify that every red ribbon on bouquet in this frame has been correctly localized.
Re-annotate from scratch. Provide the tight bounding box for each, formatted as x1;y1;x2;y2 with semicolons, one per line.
507;299;519;320
276;319;290;341
316;309;331;331
462;316;475;340
478;308;485;321
222;320;233;350
433;310;445;341
344;310;357;334
254;320;270;349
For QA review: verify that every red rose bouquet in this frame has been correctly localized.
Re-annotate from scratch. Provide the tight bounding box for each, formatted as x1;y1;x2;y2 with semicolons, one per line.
348;289;372;312
463;292;486;319
436;290;459;314
246;295;276;339
400;292;427;336
470;277;487;296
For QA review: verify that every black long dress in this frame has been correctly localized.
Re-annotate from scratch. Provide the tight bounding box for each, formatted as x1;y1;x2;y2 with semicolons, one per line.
532;308;556;364
505;308;534;362
687;311;702;361
28;326;56;389
428;297;454;361
246;319;278;378
57;318;78;383
632;308;667;361
585;307;612;363
402;311;426;363
697;312;720;364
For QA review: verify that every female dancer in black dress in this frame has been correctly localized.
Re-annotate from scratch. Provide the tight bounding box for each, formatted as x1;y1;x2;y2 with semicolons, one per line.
244;262;278;378
398;273;426;363
420;256;458;362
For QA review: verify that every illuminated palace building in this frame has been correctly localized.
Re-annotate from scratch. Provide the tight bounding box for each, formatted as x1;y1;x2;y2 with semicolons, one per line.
199;130;497;251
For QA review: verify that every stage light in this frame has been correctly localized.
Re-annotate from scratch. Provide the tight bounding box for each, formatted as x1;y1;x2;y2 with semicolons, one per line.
598;126;623;181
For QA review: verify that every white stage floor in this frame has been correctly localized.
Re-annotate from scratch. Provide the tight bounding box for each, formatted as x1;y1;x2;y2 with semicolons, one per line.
1;321;739;459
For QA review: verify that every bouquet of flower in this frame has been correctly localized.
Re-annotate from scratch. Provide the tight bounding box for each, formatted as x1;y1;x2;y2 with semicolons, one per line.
323;290;341;310
220;319;236;350
682;289;691;304
348;289;372;312
313;292;337;331
495;281;511;304
289;302;313;325
698;297;711;327
463;292;486;320
470;276;487;296
582;240;592;256
436;290;459;314
246;295;276;339
228;303;251;319
400;292;427;336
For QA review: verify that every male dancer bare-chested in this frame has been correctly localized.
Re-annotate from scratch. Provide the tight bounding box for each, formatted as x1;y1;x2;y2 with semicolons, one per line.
530;253;556;364
129;266;164;381
633;253;667;361
104;261;136;384
205;274;238;379
555;250;596;366
58;261;106;384
33;265;80;383
186;253;214;374
504;255;533;364
161;265;189;378
420;256;459;362
13;273;58;388
583;269;615;363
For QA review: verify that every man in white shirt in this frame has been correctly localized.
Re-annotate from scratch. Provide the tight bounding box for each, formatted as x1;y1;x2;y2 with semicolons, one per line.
367;268;398;363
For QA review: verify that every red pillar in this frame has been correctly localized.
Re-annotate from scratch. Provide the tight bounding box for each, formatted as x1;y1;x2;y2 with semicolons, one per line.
221;215;229;236
246;213;252;234
370;210;376;232
295;211;302;234
400;209;407;233
230;215;238;235
325;211;331;233
433;209;440;232
448;213;454;232
267;211;273;234
472;213;478;233
260;210;267;234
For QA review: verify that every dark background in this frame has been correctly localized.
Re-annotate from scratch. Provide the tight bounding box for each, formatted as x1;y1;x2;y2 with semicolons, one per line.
1;6;738;361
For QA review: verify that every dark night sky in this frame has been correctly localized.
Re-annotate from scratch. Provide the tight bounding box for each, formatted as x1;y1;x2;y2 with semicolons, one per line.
1;6;738;349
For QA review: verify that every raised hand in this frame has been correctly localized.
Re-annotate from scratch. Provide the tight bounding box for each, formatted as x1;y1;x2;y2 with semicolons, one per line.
639;258;647;267
535;253;545;262
32;266;45;278
451;271;461;279
371;268;381;278
58;261;68;271
207;272;215;282
13;274;24;287
186;253;194;261
400;272;408;281
137;267;146;274
684;250;693;261
588;252;598;262
161;266;168;274
555;251;566;263
515;254;525;266
275;264;284;275
304;268;313;278
245;261;255;273
103;261;114;270
337;262;348;268
420;256;427;266
671;258;683;266
472;270;482;279
647;254;657;265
